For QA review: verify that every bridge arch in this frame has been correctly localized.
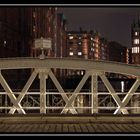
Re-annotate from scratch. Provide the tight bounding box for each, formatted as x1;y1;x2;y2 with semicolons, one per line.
0;57;139;76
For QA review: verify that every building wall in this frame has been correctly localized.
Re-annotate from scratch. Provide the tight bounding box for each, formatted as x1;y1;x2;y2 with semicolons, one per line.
131;17;140;64
55;13;67;79
56;13;67;58
108;41;128;63
99;38;109;61
0;8;31;86
0;8;21;57
31;7;57;57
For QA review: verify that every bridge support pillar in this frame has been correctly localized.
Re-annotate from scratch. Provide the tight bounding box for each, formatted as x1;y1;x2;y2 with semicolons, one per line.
39;70;48;114
91;73;98;114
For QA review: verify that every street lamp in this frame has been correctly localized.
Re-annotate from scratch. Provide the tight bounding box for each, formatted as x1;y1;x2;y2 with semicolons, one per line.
35;37;52;59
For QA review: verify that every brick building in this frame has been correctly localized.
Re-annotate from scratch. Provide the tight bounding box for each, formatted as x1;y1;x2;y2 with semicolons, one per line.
66;29;109;76
108;41;129;63
131;16;140;64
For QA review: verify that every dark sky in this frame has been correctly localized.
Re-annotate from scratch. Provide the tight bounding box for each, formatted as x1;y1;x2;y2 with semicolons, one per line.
58;7;140;48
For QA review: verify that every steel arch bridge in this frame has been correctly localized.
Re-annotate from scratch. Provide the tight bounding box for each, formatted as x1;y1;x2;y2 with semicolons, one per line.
0;57;140;115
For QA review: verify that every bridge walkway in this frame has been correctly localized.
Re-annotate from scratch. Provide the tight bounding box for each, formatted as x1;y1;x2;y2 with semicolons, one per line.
0;115;140;133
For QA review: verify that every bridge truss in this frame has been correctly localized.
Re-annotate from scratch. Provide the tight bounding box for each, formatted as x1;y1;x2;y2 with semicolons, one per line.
0;57;140;115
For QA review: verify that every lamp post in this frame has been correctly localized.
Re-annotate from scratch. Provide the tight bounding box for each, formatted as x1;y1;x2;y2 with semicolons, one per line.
34;37;52;113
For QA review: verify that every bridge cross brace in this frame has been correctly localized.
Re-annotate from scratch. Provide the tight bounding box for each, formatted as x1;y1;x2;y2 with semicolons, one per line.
99;73;129;114
7;69;77;114
61;70;139;115
99;74;140;114
114;77;140;114
0;67;139;115
61;70;102;114
0;71;25;114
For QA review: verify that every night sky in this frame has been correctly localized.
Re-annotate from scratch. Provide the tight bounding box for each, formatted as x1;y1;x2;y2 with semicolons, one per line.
59;7;140;48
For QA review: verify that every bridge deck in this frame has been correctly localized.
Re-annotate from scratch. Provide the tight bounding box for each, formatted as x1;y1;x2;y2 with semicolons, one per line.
0;115;140;134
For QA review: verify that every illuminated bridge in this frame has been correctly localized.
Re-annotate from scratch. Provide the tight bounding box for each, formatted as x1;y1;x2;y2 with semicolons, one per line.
0;57;140;133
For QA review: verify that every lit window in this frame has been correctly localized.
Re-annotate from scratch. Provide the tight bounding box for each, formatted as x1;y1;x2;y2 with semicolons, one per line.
79;37;81;39
69;52;73;56
69;36;73;39
93;43;95;46
4;40;6;45
81;71;84;75
132;47;139;53
33;12;36;18
135;32;138;36
91;48;94;51
91;37;93;40
94;53;98;58
33;26;36;32
78;42;81;45
77;71;80;75
134;39;139;44
78;52;82;55
4;40;6;47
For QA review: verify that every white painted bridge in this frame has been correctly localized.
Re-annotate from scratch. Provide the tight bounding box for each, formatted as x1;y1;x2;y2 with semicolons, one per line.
0;57;140;115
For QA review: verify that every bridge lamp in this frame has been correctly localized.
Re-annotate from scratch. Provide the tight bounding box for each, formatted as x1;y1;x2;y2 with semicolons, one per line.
121;81;124;92
35;37;52;59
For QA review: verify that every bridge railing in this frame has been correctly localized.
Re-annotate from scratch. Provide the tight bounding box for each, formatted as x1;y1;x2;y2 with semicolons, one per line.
0;92;140;114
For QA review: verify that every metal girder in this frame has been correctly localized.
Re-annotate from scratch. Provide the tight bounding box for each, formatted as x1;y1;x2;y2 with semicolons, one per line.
91;74;98;114
39;70;49;114
9;69;38;114
61;71;90;114
48;70;77;114
0;72;25;114
0;58;140;76
114;78;140;114
99;73;129;114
